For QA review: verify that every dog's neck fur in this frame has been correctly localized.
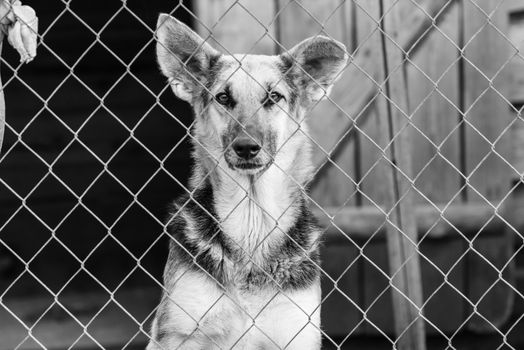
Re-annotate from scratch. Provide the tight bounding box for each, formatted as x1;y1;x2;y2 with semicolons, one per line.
189;116;313;262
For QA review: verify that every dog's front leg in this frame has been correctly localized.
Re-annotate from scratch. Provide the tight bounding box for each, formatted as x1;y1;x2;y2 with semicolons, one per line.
146;331;220;350
147;312;225;350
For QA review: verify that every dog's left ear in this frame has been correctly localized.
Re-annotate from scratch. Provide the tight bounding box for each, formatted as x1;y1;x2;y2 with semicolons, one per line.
156;13;220;102
281;36;348;105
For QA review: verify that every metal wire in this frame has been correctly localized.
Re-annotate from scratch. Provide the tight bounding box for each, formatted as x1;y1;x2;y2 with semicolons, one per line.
0;0;523;349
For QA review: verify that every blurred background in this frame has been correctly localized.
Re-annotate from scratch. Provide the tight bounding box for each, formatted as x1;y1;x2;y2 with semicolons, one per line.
0;0;524;349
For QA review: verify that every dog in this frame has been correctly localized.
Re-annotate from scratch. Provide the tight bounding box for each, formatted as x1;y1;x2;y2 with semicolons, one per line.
147;13;347;350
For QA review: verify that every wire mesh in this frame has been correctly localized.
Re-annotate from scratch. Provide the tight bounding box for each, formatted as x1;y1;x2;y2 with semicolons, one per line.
0;0;523;349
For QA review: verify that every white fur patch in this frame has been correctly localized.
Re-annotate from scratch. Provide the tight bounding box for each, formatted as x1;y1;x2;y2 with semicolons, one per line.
154;272;321;349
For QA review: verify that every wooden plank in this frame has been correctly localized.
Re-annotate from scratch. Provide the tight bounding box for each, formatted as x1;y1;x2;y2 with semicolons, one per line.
193;0;276;55
507;8;524;177
354;0;389;207
313;202;520;240
507;8;524;103
302;0;460;207
463;0;512;202
313;0;459;181
406;4;461;204
375;0;426;346
359;0;461;207
276;0;357;207
511;115;524;175
470;2;524;324
507;62;524;103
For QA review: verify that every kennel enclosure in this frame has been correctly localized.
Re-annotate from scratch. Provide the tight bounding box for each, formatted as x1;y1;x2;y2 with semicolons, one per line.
1;0;524;349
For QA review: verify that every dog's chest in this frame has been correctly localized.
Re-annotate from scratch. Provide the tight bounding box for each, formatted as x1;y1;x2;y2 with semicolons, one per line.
215;176;296;257
168;270;320;347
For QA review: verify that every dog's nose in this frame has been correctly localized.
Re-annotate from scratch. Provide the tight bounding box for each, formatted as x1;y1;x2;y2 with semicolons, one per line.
232;137;261;160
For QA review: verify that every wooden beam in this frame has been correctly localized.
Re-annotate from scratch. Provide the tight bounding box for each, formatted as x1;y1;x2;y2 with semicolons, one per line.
462;0;512;202
406;3;461;205
313;202;510;241
376;0;426;347
312;0;457;171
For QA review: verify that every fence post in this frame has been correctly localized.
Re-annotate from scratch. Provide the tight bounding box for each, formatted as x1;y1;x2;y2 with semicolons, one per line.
375;0;426;349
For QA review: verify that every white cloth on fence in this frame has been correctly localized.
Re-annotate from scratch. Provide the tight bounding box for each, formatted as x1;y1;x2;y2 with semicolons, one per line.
0;0;37;63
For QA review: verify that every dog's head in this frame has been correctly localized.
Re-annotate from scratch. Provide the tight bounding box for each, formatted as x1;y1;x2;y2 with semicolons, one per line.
156;14;347;176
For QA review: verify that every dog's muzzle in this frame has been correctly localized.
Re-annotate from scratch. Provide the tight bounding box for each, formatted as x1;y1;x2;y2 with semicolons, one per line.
223;124;274;174
232;136;261;160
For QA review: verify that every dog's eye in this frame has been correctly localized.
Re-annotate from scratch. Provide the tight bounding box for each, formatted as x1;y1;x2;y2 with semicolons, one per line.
215;92;230;105
270;92;283;103
264;91;284;107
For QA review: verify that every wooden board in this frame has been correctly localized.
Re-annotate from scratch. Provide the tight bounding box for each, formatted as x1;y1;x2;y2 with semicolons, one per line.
406;4;462;205
274;0;460;209
463;0;512;202
193;0;277;55
313;202;517;240
506;6;524;104
354;0;389;207
507;4;524;175
375;1;425;347
358;0;462;207
276;0;358;207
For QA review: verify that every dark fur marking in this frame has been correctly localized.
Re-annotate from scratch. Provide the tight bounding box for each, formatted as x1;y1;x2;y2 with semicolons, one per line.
166;181;233;285
277;55;299;109
166;182;320;292
181;54;203;77
199;53;224;108
280;201;318;255
220;84;237;109
265;131;277;160
261;83;274;109
153;299;173;344
243;200;320;291
155;328;169;343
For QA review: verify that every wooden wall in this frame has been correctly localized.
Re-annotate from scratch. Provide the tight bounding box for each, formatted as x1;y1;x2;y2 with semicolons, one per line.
192;0;514;207
283;0;514;208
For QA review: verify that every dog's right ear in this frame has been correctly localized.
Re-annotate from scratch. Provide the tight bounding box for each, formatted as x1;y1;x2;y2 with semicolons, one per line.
281;36;348;106
156;14;220;102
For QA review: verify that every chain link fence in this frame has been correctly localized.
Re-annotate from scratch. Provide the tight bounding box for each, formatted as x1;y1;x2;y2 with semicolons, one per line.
1;0;524;349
